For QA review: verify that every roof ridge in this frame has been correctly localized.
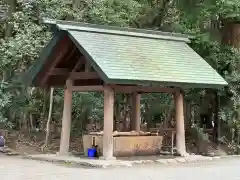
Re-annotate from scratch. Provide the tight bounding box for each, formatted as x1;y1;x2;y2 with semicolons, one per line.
42;18;191;42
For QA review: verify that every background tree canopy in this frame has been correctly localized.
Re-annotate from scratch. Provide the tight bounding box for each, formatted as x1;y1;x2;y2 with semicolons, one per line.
0;0;240;153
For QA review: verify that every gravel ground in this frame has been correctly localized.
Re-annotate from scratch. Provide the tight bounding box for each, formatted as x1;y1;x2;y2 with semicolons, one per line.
0;155;240;180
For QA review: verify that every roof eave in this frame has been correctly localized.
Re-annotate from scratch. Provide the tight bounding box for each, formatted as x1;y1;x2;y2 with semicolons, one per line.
106;78;228;90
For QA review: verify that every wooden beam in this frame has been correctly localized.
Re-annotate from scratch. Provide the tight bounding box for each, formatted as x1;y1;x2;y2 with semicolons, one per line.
51;68;69;75
70;86;104;92
85;61;91;72
74;79;103;86
70;72;99;80
70;85;178;93
49;69;100;80
111;85;178;93
65;79;72;89
131;92;141;131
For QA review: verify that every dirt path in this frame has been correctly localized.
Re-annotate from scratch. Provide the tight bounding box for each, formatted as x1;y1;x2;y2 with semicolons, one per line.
0;155;240;180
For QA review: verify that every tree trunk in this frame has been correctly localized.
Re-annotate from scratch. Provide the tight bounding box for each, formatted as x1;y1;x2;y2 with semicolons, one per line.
213;91;219;143
200;89;215;130
231;129;235;144
145;103;152;130
122;94;128;131
29;113;34;131
184;101;191;128
5;0;16;38
237;130;240;154
221;19;240;75
221;19;240;145
72;0;81;9
221;19;240;48
167;107;175;128
21;112;28;132
41;88;54;151
40;89;48;131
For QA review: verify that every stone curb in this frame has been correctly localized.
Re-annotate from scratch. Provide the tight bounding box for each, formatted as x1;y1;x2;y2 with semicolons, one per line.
22;155;132;169
159;156;223;165
130;155;219;165
22;154;240;169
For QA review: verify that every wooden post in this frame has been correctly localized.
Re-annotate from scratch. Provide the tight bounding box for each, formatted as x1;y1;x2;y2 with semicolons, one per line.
101;85;115;160
59;80;72;156
174;90;187;156
131;92;141;131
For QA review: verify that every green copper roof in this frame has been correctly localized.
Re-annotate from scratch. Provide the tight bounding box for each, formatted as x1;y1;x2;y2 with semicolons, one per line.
29;19;228;88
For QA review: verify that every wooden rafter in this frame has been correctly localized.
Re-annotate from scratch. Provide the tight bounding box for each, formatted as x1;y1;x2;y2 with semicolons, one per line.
71;85;103;92
85;61;91;72
62;46;77;65
72;56;85;72
72;60;83;72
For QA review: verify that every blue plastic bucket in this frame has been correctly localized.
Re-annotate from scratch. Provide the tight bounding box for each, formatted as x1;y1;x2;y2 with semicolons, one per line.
87;148;96;158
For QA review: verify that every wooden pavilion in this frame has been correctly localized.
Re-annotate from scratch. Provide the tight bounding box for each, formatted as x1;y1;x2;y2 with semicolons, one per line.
25;19;227;159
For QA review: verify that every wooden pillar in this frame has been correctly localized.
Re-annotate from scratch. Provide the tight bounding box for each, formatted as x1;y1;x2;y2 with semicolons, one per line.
174;90;187;156
101;85;115;160
59;80;72;156
131;92;141;131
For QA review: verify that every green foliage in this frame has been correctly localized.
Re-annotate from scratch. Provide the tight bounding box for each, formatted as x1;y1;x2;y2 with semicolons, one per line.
176;0;240;138
0;82;13;128
188;31;240;135
78;0;141;26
